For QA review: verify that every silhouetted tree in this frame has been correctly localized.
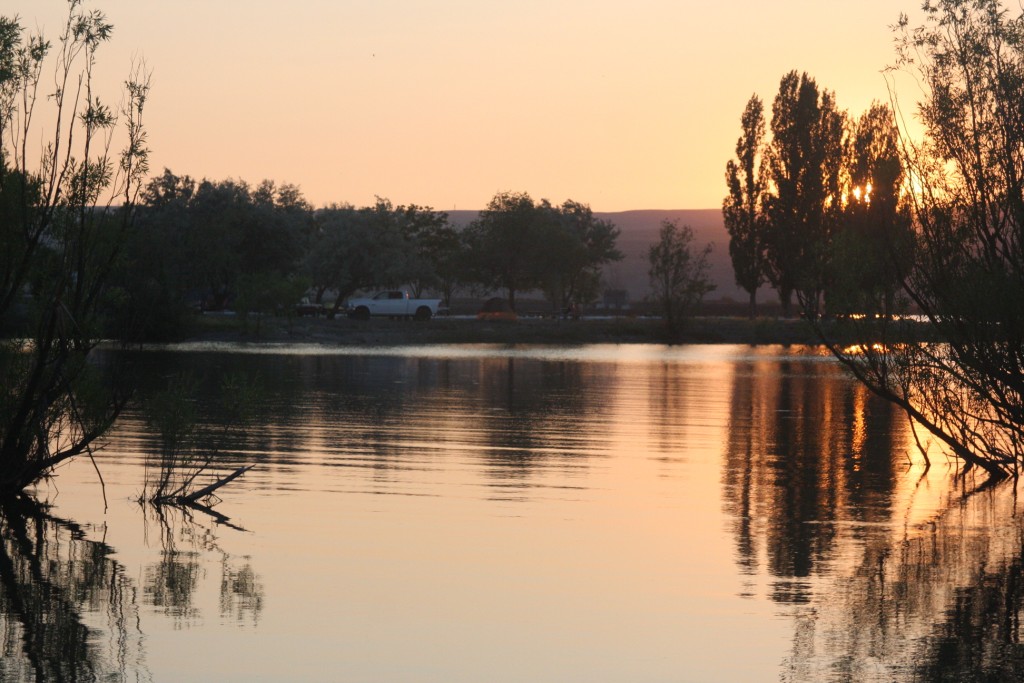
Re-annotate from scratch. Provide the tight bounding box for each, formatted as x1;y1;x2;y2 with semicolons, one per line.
393;203;456;299
463;191;546;311
647;219;714;338
827;102;912;317
123;172;310;333
822;0;1024;478
183;178;252;309
0;2;149;492
417;221;466;308
307;200;409;316
724;94;770;317
463;192;621;313
537;199;622;313
109;169;196;341
234;180;311;333
765;71;847;316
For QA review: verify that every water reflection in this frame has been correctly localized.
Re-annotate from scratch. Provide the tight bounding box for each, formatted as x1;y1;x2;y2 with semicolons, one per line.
59;344;1024;680
0;494;263;682
0;496;149;682
723;356;903;598
119;350;621;500
779;483;1024;682
142;506;264;629
720;350;1024;680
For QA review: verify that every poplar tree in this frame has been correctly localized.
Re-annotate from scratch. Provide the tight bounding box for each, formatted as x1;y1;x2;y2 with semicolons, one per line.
723;94;769;318
765;71;847;316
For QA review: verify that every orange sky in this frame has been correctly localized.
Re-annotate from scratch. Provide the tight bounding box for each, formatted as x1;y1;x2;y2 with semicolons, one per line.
23;1;921;211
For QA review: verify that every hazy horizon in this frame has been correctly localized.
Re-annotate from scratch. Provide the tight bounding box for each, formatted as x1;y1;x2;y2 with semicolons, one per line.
22;0;922;213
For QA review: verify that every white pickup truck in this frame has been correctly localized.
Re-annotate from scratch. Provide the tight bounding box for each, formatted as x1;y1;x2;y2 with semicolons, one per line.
346;290;444;320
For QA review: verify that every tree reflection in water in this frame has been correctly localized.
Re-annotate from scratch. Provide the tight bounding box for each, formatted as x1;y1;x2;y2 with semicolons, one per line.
781;484;1024;682
723;355;1024;680
0;496;148;682
0;497;263;681
142;505;264;629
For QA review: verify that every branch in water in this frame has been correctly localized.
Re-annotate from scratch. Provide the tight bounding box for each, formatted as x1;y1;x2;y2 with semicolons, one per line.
153;465;254;507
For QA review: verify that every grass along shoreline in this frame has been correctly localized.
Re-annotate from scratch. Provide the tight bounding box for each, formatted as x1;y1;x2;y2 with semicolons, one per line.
179;313;834;347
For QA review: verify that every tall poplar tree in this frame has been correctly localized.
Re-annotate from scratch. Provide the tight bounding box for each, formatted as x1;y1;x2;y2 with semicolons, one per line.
765;71;847;316
723;94;769;318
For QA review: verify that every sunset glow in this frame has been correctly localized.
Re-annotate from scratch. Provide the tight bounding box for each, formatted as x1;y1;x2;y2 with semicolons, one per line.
23;0;919;211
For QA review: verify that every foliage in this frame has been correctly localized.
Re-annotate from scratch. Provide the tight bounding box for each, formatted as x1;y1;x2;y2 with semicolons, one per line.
0;1;149;493
537;200;622;312
412;218;465;308
826;103;913;318
462;191;546;311
306;200;407;315
823;0;1024;478
235;271;308;336
392;203;458;299
107;169;196;340
647;220;714;338
463;191;621;312
723;94;770;317
117;170;312;334
765;71;847;316
726;80;912;323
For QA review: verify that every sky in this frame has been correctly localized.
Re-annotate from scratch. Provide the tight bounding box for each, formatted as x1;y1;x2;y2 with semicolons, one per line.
20;0;923;211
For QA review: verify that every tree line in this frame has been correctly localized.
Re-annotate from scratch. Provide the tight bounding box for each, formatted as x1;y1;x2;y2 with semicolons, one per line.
724;0;1024;479
2;0;709;496
115;175;625;339
15;0;1023;495
723;73;910;319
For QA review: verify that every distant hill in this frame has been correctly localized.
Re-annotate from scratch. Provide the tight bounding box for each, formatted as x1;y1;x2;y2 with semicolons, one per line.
448;209;754;305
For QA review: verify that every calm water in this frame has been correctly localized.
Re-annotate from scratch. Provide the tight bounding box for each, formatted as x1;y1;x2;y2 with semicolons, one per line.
3;344;1022;682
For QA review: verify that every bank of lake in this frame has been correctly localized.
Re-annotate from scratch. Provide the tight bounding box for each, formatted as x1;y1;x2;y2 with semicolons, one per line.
180;313;894;347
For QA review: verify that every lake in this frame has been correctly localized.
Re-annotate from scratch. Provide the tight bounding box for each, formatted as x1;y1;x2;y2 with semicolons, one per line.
4;343;1021;682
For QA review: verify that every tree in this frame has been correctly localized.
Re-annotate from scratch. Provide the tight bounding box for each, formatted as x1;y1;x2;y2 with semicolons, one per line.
416;221;466;309
306;200;408;316
822;0;1024;478
827;103;912;317
647;220;714;338
463;192;621;313
183;178;252;310
765;71;847;316
723;94;770;318
235;179;311;333
0;1;150;492
463;191;546;311
109;169;197;341
537;200;622;313
392;203;456;299
129;173;311;324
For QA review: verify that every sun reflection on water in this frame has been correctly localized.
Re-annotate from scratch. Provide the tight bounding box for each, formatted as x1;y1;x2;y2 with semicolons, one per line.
5;344;1015;681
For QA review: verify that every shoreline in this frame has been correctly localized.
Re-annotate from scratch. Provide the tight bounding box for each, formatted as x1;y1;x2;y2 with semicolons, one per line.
177;314;828;347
